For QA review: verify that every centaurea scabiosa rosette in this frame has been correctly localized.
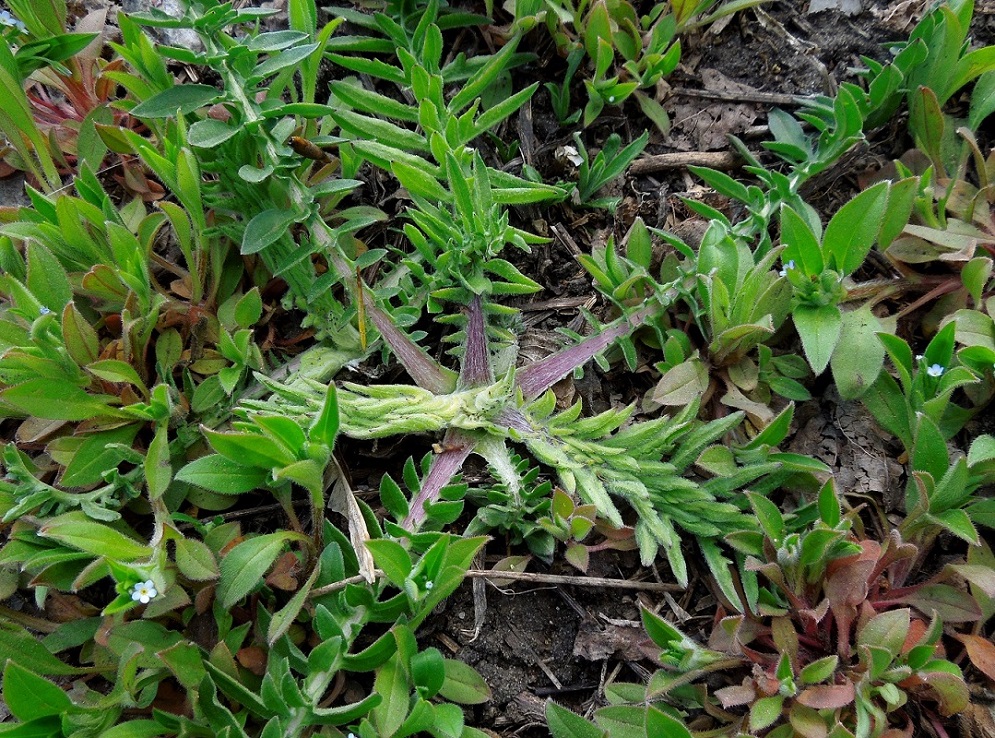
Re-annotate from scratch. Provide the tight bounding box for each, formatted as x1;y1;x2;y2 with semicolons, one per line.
244;295;770;588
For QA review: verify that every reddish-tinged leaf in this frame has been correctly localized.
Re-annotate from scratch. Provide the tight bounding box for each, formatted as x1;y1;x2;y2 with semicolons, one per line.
714;683;755;708
949;564;995;598
920;670;970;715
896;584;982;623
956;634;995;682
901;618;929;654
515;306;651;401
825;541;878;606
401;429;473;529
797;683;856;709
367;302;456;394
459;295;492;388
264;552;299;591
236;645;268;676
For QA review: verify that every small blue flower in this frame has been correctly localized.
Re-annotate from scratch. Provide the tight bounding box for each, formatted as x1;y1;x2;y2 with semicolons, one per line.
0;10;27;32
424;581;434;590
926;363;944;378
131;580;158;604
38;306;51;315
779;260;796;277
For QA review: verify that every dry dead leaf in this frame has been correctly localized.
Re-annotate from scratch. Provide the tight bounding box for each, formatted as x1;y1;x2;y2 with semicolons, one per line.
958;634;995;683
237;645;268;676
572;618;646;661
326;456;376;583
669;69;761;151
265;551;300;591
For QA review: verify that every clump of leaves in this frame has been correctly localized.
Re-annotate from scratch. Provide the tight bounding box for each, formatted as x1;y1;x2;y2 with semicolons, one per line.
587;481;981;738
233;294;779;589
506;0;764;128
533;487;637;571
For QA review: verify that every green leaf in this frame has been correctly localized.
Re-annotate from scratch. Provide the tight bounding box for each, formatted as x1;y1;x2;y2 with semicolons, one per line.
233;288;263;329
174;537;219;581
2;661;73;721
250;43;318;80
365;539;411;588
800;655;839;684
857;608;909;658
241;209;296;255
912;414;949;481
2;379;119;420
412;647;446;698
87;359;146;389
546;700;607;738
202;426;296;469
217;533;299;608
39;511;150;561
61;301;100;367
897;584;982;623
176;454;269;494
634;90;671;135
747;491;784;543
0;621;80;676
329;80;420;122
372;653;408;736
830;304;885;399
247;30;310;52
99;720;168;738
144;423;171;500
26;242;71;312
333;109;429;152
645;705;693;738
592;705;646;738
309;383;340;448
970;70;995;130
187;119;239;148
158;641;207;691
750;695;784;732
239;163;274;183
130;84;219;118
60;423;140;487
822;181;889;276
0;715;63;736
930;508;979;545
649;358;709;406
951;46;995;103
780;204;823;274
793;304;842;376
267;561;321;645
877;177;918;250
438;658;492;704
743;403;794;449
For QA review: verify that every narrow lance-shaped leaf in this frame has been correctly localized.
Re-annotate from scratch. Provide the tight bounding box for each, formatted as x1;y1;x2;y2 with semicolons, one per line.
516;305;652;401
367;301;457;394
310;382;340;447
459;295;492;389
402;428;474;530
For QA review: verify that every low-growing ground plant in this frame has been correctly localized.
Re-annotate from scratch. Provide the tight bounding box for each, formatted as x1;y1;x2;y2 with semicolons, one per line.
0;0;994;736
